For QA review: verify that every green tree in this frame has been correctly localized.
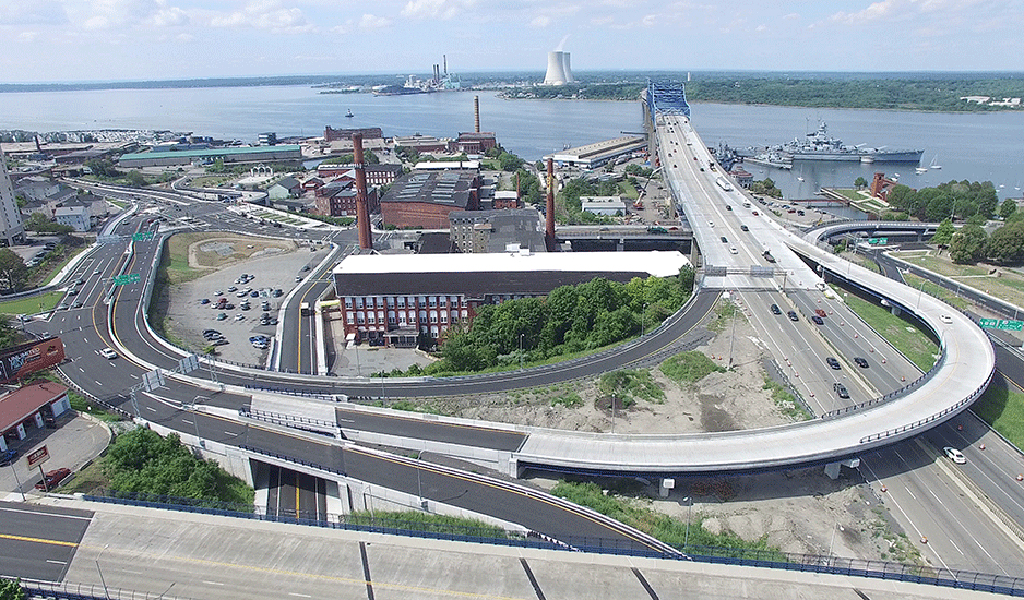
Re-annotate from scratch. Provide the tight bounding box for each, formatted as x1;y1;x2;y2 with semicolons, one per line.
0;577;26;600
986;221;1024;264
885;184;915;213
949;224;988;264
854;176;868;189
0;249;27;291
1000;199;1017;220
931;218;955;246
125;170;147;188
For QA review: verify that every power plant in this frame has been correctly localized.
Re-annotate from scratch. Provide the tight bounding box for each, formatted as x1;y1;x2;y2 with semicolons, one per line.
543;51;574;85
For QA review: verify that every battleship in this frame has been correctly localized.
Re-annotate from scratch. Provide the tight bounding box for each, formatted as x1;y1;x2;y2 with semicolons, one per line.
756;121;924;164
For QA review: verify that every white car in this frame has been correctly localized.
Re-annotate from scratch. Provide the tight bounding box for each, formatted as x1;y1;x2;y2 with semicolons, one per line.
100;347;118;360
939;314;953;324
943;446;966;464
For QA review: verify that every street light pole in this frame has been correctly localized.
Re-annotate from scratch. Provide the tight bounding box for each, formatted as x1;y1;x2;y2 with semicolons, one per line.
520;333;524;370
642;303;648;337
684;496;692;549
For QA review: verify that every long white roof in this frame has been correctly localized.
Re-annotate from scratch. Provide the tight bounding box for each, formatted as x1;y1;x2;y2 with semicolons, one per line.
333;251;689;278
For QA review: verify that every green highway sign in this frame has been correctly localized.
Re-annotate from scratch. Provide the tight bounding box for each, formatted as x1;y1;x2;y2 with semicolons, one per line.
979;319;1023;331
132;231;155;241
113;273;141;286
868;237;888;244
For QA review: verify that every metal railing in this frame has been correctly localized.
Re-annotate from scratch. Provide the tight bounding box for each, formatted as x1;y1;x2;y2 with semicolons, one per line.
239;406;336;431
22;579;194;600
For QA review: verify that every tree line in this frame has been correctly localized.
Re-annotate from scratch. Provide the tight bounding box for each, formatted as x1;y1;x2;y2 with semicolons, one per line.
930;201;1024;265
428;271;695;374
886;180;999;222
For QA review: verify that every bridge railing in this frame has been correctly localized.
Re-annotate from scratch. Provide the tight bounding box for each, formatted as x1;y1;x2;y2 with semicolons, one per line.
21;579;196;600
239;406;336;431
78;490;1024;597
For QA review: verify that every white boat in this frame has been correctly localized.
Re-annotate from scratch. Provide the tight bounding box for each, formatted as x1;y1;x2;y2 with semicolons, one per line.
893;172;901;179
797;177;805;182
929;155;941;170
915;166;928;174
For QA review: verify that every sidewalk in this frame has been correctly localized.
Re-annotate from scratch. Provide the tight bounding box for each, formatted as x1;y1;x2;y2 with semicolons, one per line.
1;413;111;500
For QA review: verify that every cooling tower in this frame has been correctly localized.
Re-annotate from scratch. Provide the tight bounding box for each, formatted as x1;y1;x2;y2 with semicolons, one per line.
544;51;567;85
561;52;573;83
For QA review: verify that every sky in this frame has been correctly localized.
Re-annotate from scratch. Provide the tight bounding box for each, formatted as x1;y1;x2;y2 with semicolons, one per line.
0;0;1021;83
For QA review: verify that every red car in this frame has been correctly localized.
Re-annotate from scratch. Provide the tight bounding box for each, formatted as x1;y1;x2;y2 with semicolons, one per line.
814;309;826;317
35;468;71;491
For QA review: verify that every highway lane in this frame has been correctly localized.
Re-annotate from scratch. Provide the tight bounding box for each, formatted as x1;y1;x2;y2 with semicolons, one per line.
0;502;92;581
860;440;1024;575
337;407;527;451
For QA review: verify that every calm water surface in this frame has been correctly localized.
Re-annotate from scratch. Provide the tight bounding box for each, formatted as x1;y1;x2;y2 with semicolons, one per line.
1;85;1021;198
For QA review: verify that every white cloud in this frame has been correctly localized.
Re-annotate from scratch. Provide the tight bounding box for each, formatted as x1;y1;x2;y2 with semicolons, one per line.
151;7;189;27
755;23;766;32
359;13;392;30
530;14;551;28
829;0;899;25
209;0;313;33
401;0;478;20
783;12;799;21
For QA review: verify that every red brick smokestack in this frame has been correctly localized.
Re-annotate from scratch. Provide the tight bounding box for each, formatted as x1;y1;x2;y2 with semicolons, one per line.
516;171;521;205
353;134;372;250
545;158;556;251
474;96;480;133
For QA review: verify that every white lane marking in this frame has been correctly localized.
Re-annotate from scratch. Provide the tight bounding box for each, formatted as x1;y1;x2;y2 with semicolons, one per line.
225;431;240;437
46;560;68;565
0;506;92;521
95;381;103;386
181;419;193;425
338;418;354;423
145;406;157;412
202;581;224;586
288;594;311;598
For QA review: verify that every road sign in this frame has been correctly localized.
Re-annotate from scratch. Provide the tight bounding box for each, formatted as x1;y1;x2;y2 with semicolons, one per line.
132;231;155;241
979;319;1023;331
113;273;141;286
26;445;49;468
868;238;888;245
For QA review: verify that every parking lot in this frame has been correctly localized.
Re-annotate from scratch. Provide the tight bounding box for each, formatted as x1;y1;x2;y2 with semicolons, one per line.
162;235;331;366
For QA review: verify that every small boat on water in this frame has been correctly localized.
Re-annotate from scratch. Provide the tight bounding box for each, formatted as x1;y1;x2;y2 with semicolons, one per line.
345;109;354;118
929;155;941;170
797;177;805;182
916;166;928;174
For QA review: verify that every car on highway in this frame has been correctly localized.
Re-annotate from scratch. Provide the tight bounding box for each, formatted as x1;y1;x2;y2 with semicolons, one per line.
814;309;826;317
35;467;71;491
770;304;781;315
729;246;738;254
100;347;118;359
787;310;799;322
57;303;69;310
940;314;953;324
943;446;967;464
720;236;728;243
71;300;83;309
66;289;78;296
740;225;749;231
811;315;824;325
854;357;870;369
833;383;849;399
825;357;841;370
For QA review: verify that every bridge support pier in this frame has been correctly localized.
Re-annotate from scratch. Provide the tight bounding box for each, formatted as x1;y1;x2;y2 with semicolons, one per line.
891;305;902;317
508;457;520;479
659;478;675;498
824;457;860;480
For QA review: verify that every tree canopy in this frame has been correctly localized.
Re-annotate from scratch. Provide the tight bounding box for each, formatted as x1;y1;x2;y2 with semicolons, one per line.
429;270;695;374
949;224;988;264
887;180;998;221
0;249;27;292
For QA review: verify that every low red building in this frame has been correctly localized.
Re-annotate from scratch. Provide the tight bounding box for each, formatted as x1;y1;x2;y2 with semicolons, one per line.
380;170;481;229
0;381;71;451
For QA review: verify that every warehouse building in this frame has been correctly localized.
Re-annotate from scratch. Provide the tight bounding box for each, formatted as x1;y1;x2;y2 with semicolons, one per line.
331;250;688;346
118;145;302;168
380;170;481;229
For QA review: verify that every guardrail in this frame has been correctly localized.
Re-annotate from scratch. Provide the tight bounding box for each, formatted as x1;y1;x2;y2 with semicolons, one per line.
21;579;195;600
238;445;345;476
239;406;336;431
79;490;1024;597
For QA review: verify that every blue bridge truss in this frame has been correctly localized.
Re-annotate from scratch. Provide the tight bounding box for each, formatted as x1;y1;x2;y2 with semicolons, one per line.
646;80;691;127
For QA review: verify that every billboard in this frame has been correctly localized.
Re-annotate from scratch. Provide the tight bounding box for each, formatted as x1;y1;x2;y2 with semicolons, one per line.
0;336;65;383
26;445;49;468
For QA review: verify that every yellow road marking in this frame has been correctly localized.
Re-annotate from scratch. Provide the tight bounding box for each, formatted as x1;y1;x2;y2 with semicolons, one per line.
0;532;79;548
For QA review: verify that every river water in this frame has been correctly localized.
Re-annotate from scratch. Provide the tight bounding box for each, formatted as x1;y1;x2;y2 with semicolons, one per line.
1;85;1021;199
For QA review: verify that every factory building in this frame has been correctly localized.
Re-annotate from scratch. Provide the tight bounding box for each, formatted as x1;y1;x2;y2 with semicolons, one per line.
449;208;544;253
317;164;403;186
543;51;574;85
544;136;647;168
324;127;383;143
331;251;688;347
380;170;481;229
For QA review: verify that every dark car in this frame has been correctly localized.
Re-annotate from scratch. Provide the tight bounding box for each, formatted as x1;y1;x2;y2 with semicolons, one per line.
787;310;799;322
833;383;850;399
811;315;824;325
720;236;728;243
740;225;749;231
770;304;782;315
826;357;841;370
854;357;870;369
0;449;16;467
249;290;260;298
35;467;71;491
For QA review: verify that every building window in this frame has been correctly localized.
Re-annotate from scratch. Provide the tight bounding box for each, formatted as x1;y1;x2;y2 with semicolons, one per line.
399;313;406;325
344;298;353;309
461;310;468;318
367;312;375;324
397;297;405;308
356;298;364;309
429;311;438;324
356;312;365;324
378;311;384;322
440;312;448;324
347;312;355;323
418;296;427;308
451;311;458;323
419;310;427;322
429;296;437;308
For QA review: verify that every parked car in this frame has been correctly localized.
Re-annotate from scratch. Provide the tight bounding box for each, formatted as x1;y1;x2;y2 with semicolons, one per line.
227;286;238;292
943;446;967;464
216;313;227;321
249;290;260;298
833;383;849;399
35;467;72;491
214;290;223;296
261;301;271;311
0;449;17;467
825;357;841;370
199;298;210;304
740;225;749;231
273;289;284;298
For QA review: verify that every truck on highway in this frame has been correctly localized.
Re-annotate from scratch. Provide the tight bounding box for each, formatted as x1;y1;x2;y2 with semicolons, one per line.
715;177;734;192
300;302;312;316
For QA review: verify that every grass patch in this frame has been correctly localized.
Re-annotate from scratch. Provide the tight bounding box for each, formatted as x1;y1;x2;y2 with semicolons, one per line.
972;375;1024;449
844;251;881;274
550;393;583;408
617;180;639;200
0;291;65;316
382;399;440;415
551;480;784;555
106;198;128;209
599;369;665;405
764;376;811;421
345;510;512;539
902;273;970;311
156;232;218;286
660;350;723;384
62;458;110;494
707;300;744;334
833;285;939;371
829;188;866;201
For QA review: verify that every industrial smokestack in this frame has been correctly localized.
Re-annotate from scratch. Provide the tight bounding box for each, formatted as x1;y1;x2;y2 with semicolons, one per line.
561;52;573;83
544;51;567;85
545;158;556;251
353;134;372;250
474;96;480;133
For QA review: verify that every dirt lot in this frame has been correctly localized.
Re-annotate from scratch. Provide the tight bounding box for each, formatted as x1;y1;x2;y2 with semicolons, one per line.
153;232;331;365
